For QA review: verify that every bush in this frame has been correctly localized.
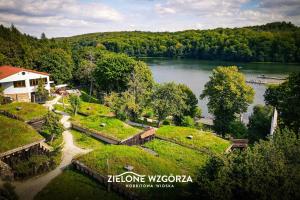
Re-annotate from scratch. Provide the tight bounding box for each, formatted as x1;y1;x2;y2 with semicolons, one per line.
195;121;204;130
116;111;127;121
247;105;273;143
195;107;202;118
143;111;154;118
181;116;195;127
227;120;247;138
162;119;172;125
191;129;300;200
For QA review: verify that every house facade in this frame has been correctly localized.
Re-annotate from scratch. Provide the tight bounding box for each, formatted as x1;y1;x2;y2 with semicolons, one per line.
0;65;51;102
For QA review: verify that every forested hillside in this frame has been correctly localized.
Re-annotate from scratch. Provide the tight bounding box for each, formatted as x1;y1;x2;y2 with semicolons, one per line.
0;25;77;84
63;22;300;63
0;22;300;85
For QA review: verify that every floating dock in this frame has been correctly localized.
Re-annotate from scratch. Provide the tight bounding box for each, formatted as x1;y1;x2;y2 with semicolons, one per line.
246;79;285;85
257;75;287;80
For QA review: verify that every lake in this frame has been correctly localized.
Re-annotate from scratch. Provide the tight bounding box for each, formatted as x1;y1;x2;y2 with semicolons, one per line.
142;58;300;121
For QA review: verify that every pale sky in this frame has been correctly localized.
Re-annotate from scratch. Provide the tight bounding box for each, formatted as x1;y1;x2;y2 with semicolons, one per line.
0;0;299;38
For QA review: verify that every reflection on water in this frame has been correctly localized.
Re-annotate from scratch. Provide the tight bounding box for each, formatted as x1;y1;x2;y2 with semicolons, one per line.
142;58;300;120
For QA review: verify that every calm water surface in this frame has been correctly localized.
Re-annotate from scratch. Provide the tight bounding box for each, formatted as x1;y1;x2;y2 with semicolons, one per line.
142;58;300;120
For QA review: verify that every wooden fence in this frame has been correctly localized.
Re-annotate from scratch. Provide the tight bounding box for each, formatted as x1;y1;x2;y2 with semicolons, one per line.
120;128;155;146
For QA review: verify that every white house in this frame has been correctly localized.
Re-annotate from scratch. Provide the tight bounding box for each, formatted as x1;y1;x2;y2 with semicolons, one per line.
0;65;51;102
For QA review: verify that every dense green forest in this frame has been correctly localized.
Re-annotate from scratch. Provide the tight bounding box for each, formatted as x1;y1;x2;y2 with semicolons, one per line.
1;22;300;85
63;22;300;62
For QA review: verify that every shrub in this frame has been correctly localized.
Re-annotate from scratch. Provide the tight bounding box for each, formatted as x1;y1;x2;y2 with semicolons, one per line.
247;105;273;143
143;111;154;118
181;116;195;127
162;119;172;125
116;111;127;121
227;120;247;138
195;107;202;118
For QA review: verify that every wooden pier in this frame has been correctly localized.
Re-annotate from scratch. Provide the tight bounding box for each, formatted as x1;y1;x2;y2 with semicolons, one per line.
246;77;286;85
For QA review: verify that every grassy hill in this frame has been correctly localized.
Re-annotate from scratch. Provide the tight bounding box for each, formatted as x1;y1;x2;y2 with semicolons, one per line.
143;139;209;177
71;115;141;141
77;145;180;176
0;102;48;121
0;115;43;153
156;126;231;153
34;170;123;200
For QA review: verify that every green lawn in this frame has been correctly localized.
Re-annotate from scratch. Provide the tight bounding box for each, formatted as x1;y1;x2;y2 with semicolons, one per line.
0;115;44;153
143;139;208;177
71;115;141;141
76;145;189;199
78;102;112;116
71;130;105;150
53;104;72;114
55;101;112;117
34;169;122;200
156;126;231;154
77;145;180;176
0;102;48;121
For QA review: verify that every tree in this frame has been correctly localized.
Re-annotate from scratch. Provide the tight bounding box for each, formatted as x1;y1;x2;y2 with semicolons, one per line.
126;61;154;119
41;32;47;40
35;78;49;102
103;60;154;121
191;129;300;200
69;95;81;116
247;105;273;143
200;66;254;136
174;84;199;125
264;72;300;133
181;116;195;127
94;52;136;93
151;82;187;127
227;120;248;138
42;112;64;144
36;48;73;84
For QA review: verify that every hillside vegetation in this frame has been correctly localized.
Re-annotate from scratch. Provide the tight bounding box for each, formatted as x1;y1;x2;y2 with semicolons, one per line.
34;170;122;200
64;22;300;63
0;115;43;153
156;126;231;153
0;102;48;121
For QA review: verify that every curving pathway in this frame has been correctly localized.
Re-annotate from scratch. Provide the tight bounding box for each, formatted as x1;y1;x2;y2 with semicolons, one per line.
11;95;90;200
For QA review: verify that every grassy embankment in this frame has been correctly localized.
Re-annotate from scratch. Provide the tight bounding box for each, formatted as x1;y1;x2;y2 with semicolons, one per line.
34;169;123;200
0;102;48;121
143;139;209;177
156;126;231;154
71;115;141;141
75;144;203;199
0;115;44;153
71;130;105;150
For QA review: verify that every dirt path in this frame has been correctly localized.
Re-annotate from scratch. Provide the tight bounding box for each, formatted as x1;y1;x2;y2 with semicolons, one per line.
12;96;90;200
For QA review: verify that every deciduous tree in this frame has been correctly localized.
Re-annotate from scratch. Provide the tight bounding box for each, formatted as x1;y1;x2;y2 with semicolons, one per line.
42;112;64;144
151;82;187;127
69;95;81;116
265;72;300;133
200;66;254;135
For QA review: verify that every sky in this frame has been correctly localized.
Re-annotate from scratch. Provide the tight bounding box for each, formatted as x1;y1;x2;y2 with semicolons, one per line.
0;0;299;38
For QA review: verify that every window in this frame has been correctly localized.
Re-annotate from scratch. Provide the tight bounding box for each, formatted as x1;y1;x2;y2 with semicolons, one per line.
13;80;26;88
30;78;48;86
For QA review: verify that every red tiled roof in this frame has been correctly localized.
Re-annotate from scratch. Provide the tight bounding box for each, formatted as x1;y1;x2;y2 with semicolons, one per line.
0;65;49;80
